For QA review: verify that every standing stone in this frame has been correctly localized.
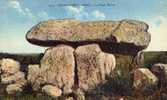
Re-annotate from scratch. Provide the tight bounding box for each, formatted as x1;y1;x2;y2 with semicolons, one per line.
74;44;116;91
151;63;167;85
40;45;75;93
133;68;158;90
42;85;62;97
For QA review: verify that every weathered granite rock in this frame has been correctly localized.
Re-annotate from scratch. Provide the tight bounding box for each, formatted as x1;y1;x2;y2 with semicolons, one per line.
26;19;151;51
39;45;75;93
1;72;25;84
0;58;27;94
74;44;116;91
27;64;41;91
133;68;158;90
6;84;23;95
42;85;62;97
111;20;150;48
0;58;20;74
151;63;167;85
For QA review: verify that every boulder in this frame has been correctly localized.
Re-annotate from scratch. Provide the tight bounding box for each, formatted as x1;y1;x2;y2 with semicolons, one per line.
151;63;167;85
0;58;20;75
0;58;27;94
42;85;62;97
74;44;116;91
26;19;151;51
6;84;23;95
39;45;75;93
27;64;41;91
133;68;158;90
1;72;25;84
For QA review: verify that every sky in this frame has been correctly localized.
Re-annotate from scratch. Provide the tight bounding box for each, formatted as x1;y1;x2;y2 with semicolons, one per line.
0;0;167;53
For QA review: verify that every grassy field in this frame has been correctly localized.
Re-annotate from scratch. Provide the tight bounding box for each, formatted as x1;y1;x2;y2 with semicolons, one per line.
0;51;167;100
143;51;167;67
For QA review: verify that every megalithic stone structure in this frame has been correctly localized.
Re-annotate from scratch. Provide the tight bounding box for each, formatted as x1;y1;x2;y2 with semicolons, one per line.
24;19;151;96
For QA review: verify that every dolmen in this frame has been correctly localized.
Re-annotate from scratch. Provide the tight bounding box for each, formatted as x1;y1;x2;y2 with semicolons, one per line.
25;19;151;97
0;19;152;97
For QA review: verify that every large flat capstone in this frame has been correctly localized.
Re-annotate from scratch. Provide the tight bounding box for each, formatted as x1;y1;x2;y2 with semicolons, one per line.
26;19;151;51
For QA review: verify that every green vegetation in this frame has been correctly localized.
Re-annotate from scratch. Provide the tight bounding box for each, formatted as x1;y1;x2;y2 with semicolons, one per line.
0;53;43;64
0;93;63;100
144;51;167;67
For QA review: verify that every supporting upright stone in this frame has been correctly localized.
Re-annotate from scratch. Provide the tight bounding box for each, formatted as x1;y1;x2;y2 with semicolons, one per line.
74;44;116;91
39;45;75;94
